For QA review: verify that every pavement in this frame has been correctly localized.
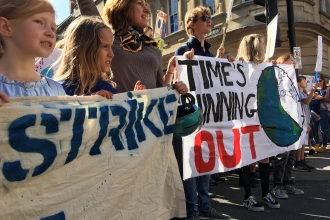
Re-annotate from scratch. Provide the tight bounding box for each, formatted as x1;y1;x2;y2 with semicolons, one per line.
209;147;330;220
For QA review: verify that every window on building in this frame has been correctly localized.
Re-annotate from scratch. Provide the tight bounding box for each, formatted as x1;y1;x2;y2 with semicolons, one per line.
321;0;330;14
200;0;216;15
169;0;179;33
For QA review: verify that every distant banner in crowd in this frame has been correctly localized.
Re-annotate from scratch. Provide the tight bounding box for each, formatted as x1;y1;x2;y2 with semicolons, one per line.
154;10;167;52
315;35;323;72
35;48;62;78
154;10;167;39
302;75;315;92
0;88;186;219
176;56;306;180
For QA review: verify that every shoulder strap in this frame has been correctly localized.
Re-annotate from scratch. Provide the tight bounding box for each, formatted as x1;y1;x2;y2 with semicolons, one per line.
45;77;66;96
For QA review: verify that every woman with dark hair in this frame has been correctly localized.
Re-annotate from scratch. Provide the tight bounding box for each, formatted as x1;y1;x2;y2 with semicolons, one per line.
310;74;330;153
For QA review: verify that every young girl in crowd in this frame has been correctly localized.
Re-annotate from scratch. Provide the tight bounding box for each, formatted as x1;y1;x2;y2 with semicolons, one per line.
75;0;188;95
53;16;146;97
0;0;64;103
236;34;280;211
53;16;115;97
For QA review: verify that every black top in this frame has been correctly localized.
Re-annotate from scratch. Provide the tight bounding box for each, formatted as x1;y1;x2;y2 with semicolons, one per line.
175;37;213;57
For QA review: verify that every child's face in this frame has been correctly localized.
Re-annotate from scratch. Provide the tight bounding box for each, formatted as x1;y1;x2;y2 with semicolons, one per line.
8;12;56;58
98;28;114;73
191;11;212;35
298;79;307;89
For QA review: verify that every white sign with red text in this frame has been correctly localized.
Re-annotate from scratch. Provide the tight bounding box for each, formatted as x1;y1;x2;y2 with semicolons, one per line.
176;56;306;180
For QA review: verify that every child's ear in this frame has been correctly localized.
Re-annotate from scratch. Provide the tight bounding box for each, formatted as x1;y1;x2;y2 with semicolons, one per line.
0;17;11;37
188;21;195;30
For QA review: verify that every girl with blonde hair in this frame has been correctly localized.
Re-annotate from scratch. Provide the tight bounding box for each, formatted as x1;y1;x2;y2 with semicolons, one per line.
0;0;64;105
236;34;266;64
236;33;280;212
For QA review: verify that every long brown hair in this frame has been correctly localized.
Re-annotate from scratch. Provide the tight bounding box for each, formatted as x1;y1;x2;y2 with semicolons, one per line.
0;0;54;58
236;34;265;65
53;16;115;95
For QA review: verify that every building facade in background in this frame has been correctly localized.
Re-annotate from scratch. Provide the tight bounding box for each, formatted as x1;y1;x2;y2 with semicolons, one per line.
59;0;330;75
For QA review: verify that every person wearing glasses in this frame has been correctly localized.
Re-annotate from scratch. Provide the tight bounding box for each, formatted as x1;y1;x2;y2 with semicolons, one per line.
172;6;232;220
310;74;330;153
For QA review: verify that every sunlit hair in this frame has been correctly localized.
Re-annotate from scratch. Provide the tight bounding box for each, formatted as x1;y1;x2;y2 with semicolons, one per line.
185;6;211;36
276;53;292;64
0;0;54;59
102;0;150;36
318;74;327;90
53;16;116;96
236;34;265;65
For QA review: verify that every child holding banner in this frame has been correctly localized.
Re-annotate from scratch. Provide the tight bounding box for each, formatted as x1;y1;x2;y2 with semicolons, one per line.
271;55;306;201
0;0;65;99
53;16;147;97
172;6;232;219
235;34;280;211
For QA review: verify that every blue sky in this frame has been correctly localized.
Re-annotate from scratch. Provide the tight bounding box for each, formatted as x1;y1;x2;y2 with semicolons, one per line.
50;0;70;25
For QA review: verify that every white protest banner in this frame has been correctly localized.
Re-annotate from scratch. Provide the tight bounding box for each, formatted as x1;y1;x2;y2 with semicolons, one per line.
265;15;278;60
315;35;323;72
35;48;62;78
176;56;306;180
0;88;186;219
226;0;234;23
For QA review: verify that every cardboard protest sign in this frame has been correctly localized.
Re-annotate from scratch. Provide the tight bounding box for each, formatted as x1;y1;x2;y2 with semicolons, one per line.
175;56;306;179
0;88;186;219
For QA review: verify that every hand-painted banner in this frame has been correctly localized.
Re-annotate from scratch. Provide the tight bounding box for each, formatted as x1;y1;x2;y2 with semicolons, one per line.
0;88;186;219
175;56;307;180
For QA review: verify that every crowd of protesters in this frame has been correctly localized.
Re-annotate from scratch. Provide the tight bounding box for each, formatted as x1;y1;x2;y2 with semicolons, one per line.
0;0;328;220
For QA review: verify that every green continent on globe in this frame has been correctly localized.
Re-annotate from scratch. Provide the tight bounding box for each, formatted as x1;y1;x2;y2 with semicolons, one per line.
257;66;302;147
